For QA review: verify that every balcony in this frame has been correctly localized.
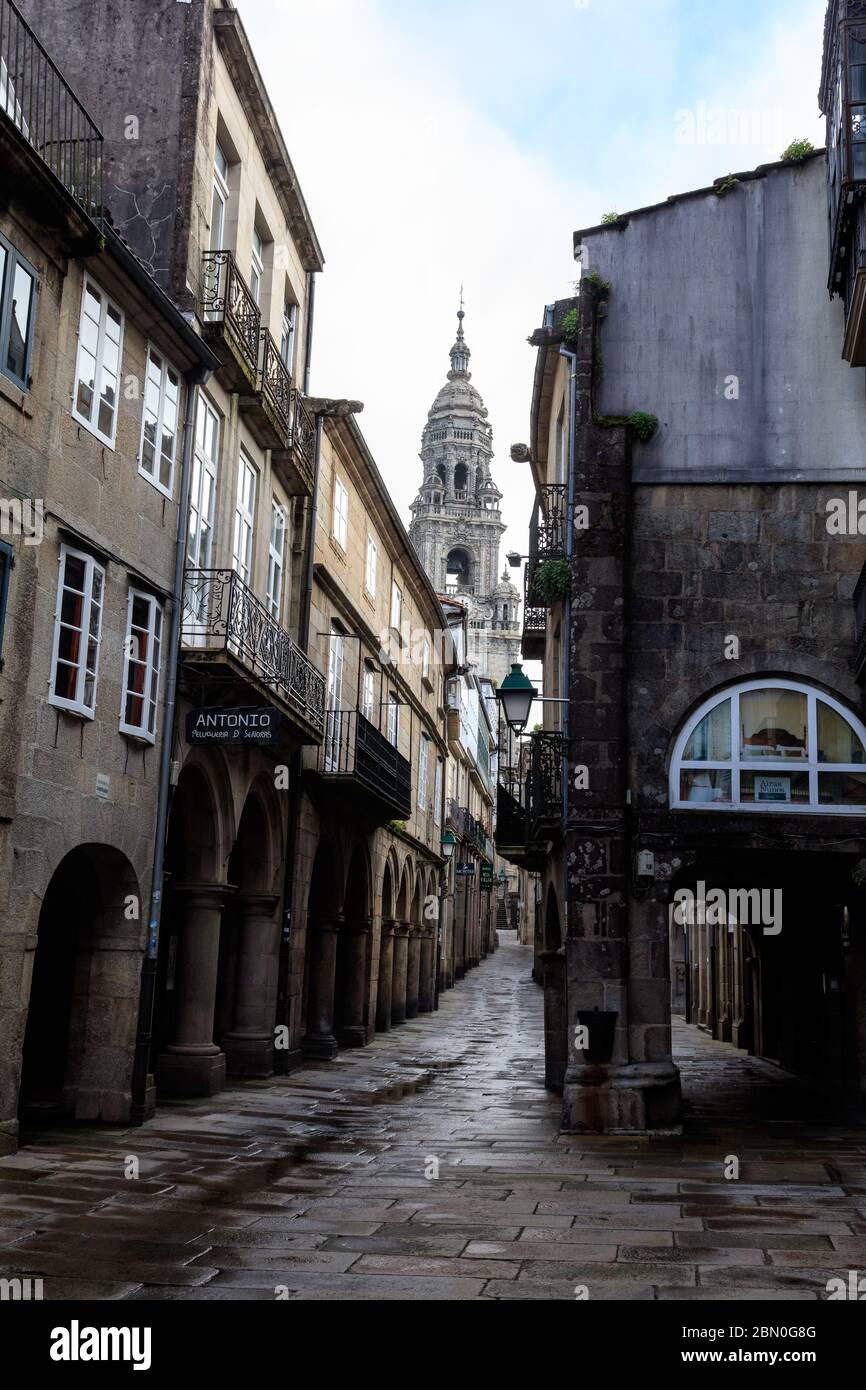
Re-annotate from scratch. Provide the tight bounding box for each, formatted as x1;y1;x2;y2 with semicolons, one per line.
522;564;546;660
181;567;325;743
527;731;568;838
241;331;316;495
537;484;568;562
0;0;102;219
495;782;530;868
312;709;412;824
853;560;866;681
200;250;262;391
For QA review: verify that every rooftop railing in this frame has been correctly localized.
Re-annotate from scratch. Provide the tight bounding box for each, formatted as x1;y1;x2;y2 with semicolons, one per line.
0;0;103;216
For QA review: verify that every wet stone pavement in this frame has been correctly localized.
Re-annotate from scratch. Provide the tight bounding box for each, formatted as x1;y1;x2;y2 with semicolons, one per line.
1;934;866;1301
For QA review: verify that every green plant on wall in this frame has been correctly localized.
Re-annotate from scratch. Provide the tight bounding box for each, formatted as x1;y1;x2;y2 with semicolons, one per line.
781;138;815;163
714;174;740;198
561;308;580;346
582;268;611;295
600;211;619;225
386;820;407;836
628;411;658;442
531;558;571;606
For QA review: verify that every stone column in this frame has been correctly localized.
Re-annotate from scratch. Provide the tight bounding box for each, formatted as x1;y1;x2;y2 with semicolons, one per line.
338;917;371;1047
376;919;396;1033
301;914;342;1060
390;923;410;1025
419;926;435;1013
223;892;281;1077
445;457;456;499
157;883;231;1097
541;947;568;1093
405;926;422;1019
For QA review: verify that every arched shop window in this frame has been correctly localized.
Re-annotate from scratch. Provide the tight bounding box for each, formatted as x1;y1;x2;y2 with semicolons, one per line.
670;680;866;813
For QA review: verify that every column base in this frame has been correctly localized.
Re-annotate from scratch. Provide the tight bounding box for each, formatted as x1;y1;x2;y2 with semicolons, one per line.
156;1049;226;1097
301;1032;339;1060
223;1034;275;1078
337;1025;368;1048
561;1062;682;1134
274;1048;303;1075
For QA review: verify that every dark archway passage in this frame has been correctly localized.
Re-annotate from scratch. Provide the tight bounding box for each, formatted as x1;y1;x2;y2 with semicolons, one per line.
335;841;372;1047
670;848;862;1098
20;844;141;1127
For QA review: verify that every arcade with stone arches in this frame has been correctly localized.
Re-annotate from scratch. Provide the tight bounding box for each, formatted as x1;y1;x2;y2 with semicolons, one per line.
302;834;440;1059
152;748;288;1096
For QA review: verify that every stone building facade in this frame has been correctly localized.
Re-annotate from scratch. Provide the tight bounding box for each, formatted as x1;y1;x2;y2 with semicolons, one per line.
409;310;521;689
287;410;452;1063
0;2;217;1151
503;141;866;1130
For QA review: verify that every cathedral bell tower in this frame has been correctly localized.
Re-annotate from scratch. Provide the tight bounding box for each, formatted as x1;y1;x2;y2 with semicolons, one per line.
409;305;521;687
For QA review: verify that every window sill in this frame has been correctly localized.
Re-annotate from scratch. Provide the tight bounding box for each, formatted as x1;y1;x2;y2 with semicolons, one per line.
120;726;157;747
71;409;117;452
49;697;95;721
0;373;33;418
422;675;434;694
328;537;347;566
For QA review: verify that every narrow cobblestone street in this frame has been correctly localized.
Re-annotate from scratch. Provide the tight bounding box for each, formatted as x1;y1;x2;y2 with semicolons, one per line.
1;934;865;1302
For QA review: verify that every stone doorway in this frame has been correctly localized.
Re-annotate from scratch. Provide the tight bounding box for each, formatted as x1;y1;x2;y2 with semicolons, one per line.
19;844;142;1127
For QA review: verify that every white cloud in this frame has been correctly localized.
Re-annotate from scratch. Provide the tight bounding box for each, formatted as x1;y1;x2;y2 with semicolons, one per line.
244;0;829;572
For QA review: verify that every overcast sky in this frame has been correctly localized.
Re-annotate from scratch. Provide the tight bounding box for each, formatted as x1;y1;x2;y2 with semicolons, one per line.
244;0;826;565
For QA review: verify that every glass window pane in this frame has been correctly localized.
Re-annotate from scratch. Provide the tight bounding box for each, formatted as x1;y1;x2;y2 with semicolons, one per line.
850;64;866;102
7;262;33;380
817;702;865;764
684;701;731;761
741;770;810;805
679;769;732;804
819;771;866;805
740;688;807;759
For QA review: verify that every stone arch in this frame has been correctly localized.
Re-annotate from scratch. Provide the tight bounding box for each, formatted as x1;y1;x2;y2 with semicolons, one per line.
544;883;563;952
335;839;374;1048
19;844;142;1126
396;859;413;922
300;836;346;1059
214;775;286;1076
446;546;473;592
376;854;398;1035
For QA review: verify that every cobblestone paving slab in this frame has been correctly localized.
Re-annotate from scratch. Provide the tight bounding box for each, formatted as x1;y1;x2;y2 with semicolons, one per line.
0;934;864;1301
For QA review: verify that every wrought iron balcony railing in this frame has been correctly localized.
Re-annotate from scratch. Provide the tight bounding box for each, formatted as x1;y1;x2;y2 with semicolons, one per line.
182;568;324;733
200;250;262;377
258;329;292;436
0;0;103;216
527;731;568;830
320;709;412;819
537;483;568;562
291;389;315;479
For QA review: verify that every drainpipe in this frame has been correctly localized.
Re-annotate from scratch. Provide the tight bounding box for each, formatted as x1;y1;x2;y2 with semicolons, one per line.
131;363;210;1124
274;276;321;1063
559;344;578;853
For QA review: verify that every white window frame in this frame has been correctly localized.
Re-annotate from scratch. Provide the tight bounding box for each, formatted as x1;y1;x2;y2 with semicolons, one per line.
362;662;376;723
189;393;219;570
333;476;349;550
138;344;180;497
267;499;286;620
390;579;402;631
365;534;378;597
49;544;105;719
280;298;297;371
232;450;257;584
422;634;431;680
119;587;163;743
433;759;443;826
419;733;429;811
250;226;264;307
387;692;399;747
72;275;124;448
670;678;866;815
